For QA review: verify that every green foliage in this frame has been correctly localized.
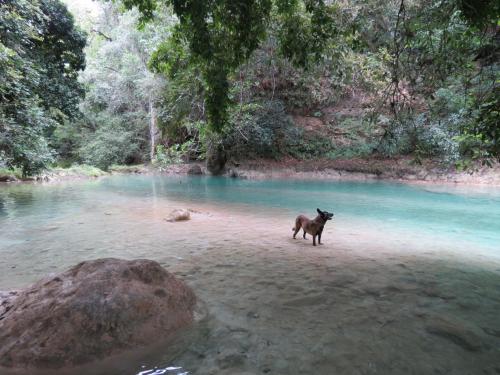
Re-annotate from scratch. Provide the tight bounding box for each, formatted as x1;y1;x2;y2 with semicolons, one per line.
64;4;170;169
78;116;143;170
123;0;339;132
222;100;298;159
324;117;380;159
457;0;500;28
458;85;500;164
403;6;480;91
48;164;107;178
365;0;499;164
288;133;334;159
113;0;498;167
0;0;86;176
0;167;23;180
276;0;339;67
152;141;193;169
4;0;498;172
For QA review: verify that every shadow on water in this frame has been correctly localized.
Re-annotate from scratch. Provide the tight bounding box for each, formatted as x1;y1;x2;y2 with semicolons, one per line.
5;256;498;375
164;251;500;375
0;303;212;375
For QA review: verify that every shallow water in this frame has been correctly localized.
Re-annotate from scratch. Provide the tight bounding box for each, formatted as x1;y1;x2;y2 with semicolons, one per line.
1;175;500;374
2;175;500;251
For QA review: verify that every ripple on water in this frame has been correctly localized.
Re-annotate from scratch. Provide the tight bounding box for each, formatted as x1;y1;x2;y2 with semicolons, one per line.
137;366;188;375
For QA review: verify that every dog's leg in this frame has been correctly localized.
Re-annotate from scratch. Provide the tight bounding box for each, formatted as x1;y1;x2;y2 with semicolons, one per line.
293;224;300;239
302;229;306;239
318;226;323;244
313;234;316;246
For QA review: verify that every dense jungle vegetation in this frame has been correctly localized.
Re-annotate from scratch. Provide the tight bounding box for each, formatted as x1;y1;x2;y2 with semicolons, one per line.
1;0;499;176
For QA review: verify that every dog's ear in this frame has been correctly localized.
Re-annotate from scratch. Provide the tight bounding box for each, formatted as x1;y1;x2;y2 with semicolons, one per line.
317;208;322;215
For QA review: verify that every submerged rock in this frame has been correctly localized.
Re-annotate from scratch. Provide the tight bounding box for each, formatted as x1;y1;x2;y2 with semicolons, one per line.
187;164;203;175
0;258;196;369
166;208;191;222
425;316;483;352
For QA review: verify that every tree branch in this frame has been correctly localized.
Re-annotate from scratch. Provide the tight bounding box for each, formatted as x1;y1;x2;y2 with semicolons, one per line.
91;29;112;42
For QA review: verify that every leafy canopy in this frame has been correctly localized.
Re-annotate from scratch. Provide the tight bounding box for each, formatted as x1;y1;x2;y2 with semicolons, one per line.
0;0;86;175
121;0;339;132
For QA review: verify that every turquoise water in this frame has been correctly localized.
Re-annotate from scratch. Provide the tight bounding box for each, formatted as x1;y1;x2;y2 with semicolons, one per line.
1;175;500;375
89;175;500;249
1;175;500;251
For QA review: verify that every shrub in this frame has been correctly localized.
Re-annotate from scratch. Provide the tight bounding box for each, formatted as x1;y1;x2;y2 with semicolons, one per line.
224;100;299;159
152;141;194;170
78;116;144;170
377;113;460;164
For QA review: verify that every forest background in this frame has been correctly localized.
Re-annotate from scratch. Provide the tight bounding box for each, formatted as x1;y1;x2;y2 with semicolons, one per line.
0;0;498;177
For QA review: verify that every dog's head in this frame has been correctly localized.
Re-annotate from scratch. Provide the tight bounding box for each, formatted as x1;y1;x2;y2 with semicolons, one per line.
317;208;334;221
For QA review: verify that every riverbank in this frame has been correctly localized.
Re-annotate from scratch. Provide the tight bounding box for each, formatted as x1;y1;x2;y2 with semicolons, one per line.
234;158;500;185
2;158;500;186
159;157;500;186
0;164;150;183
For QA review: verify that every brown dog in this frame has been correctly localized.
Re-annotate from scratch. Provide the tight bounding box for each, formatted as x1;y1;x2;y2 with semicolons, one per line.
292;208;334;246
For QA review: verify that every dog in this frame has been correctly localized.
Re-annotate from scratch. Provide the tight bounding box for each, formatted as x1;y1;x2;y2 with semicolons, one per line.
292;208;334;246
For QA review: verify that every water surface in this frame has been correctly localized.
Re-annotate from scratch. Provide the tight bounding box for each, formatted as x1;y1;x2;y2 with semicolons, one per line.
2;175;499;252
1;175;500;374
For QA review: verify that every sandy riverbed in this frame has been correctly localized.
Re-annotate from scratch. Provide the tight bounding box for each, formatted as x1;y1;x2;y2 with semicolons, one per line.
158;205;500;375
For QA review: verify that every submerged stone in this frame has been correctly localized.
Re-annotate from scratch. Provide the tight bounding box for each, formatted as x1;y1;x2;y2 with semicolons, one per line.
425;316;483;352
0;258;196;369
166;209;191;222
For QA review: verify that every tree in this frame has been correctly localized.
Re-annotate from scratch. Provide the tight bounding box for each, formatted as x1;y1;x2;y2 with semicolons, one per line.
0;0;86;176
375;0;499;163
122;0;340;132
67;3;169;169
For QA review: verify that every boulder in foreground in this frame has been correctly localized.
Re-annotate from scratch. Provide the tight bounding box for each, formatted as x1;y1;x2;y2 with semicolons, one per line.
0;258;196;369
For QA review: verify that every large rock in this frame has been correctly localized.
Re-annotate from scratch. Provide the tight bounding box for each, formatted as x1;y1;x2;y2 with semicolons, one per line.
0;258;196;369
206;144;227;175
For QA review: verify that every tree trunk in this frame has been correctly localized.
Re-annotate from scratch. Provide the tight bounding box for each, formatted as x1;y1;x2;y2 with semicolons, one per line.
149;98;158;161
206;143;227;175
